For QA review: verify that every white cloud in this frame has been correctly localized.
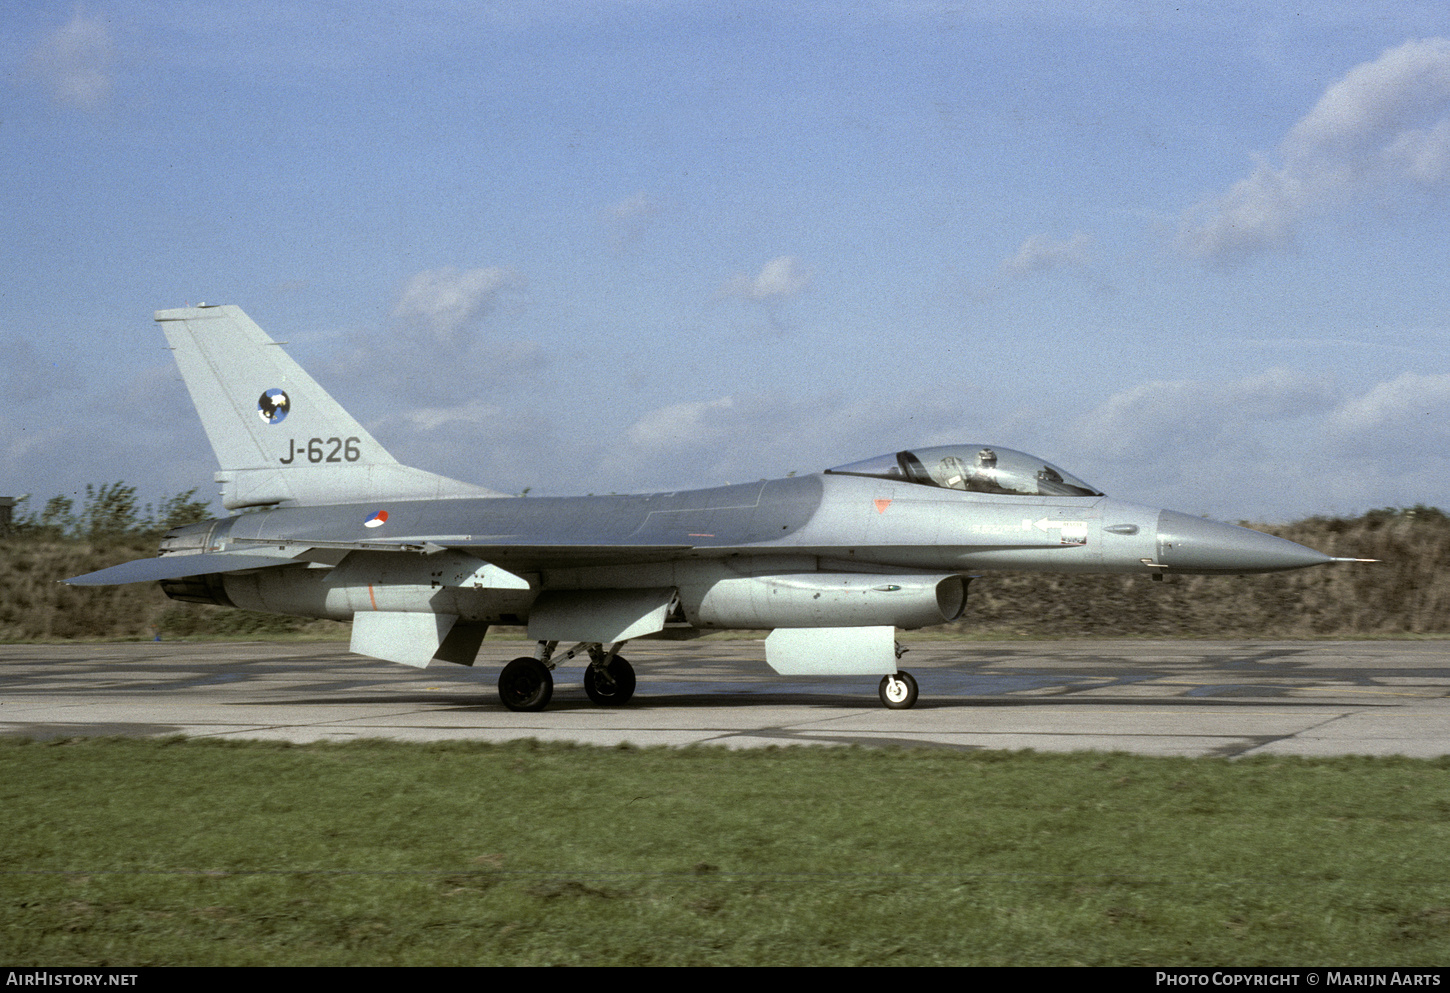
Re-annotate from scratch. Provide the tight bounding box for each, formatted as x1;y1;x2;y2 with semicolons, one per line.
21;350;1446;523
1282;39;1450;162
325;270;542;417
319;362;1450;517
1069;368;1337;459
1180;38;1450;262
356;392;556;495
607;192;657;221
390;266;524;345
999;231;1094;280
401;399;507;433
718;256;812;301
1326;371;1450;446
27;9;114;110
626;397;735;450
1029;367;1450;520
601;192;662;250
596;391;976;494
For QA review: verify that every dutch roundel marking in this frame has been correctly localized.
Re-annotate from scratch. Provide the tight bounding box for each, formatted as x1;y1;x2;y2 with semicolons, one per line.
873;499;892;514
258;389;290;424
364;510;389;529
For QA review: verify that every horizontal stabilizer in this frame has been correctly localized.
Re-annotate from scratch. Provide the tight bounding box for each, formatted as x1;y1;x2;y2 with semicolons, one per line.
65;553;301;586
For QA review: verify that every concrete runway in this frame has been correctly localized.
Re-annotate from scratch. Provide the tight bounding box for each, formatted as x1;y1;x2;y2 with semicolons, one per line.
2;639;1449;757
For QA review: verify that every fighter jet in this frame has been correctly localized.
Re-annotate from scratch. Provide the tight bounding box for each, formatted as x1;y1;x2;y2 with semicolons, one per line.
68;305;1363;711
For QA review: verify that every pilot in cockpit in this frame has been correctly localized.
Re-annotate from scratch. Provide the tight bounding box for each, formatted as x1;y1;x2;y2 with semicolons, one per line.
932;448;1010;493
965;447;1010;493
934;455;969;489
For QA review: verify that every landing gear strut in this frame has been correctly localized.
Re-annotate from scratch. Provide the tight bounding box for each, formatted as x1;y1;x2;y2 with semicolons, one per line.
879;671;918;709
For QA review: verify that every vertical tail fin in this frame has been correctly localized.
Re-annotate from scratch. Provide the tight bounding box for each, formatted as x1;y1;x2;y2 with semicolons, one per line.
158;305;501;509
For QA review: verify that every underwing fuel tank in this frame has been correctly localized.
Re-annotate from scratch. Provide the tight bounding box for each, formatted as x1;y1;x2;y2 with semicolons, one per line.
691;573;969;630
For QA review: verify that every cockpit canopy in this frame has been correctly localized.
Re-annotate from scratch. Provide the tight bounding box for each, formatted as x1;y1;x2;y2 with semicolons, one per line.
825;445;1103;498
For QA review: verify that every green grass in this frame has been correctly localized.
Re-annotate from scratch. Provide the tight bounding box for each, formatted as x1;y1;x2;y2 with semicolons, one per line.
3;738;1450;965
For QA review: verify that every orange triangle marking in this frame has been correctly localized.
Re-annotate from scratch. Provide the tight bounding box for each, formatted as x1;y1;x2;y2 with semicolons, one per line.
873;499;892;514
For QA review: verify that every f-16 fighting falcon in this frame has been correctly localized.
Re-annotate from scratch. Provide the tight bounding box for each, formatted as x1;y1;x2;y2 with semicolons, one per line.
67;306;1365;711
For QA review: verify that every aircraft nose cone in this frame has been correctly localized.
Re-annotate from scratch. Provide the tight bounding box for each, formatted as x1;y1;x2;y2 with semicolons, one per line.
1155;510;1333;574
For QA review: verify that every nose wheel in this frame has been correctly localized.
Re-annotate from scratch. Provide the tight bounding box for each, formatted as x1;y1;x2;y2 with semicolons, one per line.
879;671;918;709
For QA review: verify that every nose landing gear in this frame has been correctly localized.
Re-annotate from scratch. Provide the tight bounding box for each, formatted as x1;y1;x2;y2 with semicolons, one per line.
878;671;918;709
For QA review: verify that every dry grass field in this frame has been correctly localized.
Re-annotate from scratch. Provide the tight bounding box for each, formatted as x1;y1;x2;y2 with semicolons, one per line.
1;506;1445;643
957;507;1450;639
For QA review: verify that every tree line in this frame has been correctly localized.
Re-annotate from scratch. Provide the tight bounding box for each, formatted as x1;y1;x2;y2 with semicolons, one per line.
5;483;213;540
2;489;1449;639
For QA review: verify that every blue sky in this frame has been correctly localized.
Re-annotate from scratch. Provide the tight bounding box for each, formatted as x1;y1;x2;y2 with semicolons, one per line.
4;1;1449;522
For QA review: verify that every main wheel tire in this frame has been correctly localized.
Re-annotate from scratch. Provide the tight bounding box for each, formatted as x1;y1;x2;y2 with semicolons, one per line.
583;655;636;706
879;671;919;710
499;657;554;712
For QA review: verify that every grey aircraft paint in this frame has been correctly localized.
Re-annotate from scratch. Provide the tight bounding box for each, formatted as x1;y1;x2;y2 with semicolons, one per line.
67;306;1367;711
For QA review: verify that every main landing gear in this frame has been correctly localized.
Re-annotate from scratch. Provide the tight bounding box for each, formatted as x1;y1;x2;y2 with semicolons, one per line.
497;641;636;712
583;654;636;706
498;656;553;712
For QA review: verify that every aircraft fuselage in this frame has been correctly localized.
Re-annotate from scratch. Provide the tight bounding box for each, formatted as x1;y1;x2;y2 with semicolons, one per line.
158;471;1332;634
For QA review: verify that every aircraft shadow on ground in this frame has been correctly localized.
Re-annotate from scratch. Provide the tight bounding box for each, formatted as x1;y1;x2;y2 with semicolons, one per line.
227;688;1367;712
